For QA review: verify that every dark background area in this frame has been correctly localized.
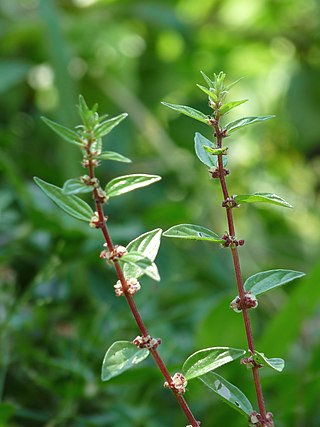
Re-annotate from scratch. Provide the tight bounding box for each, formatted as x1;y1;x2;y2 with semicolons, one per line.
0;0;320;426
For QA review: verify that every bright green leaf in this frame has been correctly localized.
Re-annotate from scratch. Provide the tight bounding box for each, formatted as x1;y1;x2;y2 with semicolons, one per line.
182;347;246;380
95;113;128;138
97;151;132;163
123;229;162;281
33;177;93;222
219;100;248;115
163;224;224;243
41;117;82;146
234;193;292;208
199;372;253;417
161;102;209;124
200;70;214;88
196;84;218;103
121;251;153;272
225;116;275;133
194;132;217;168
244;269;305;296
62;178;93;195
77;95;98;128
105;174;161;198
252;351;285;372
101;341;149;381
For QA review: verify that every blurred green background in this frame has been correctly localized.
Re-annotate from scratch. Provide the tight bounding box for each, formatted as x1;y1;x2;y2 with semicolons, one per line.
1;0;320;426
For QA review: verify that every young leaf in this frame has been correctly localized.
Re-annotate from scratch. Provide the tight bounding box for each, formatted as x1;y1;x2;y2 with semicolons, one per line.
225;116;275;133
219;99;248;115
163;224;224;243
105;174;161;198
62;178;93;195
33;177;93;222
95;113;128;138
182;347;246;380
199;372;253;417
234;193;292;208
244;269;305;296
97;151;132;163
123;229;162;281
203;146;228;155
196;84;218;103
101;341;149;381
194;132;217;168
252;351;285;372
41;117;82;147
161;102;209;124
200;70;214;88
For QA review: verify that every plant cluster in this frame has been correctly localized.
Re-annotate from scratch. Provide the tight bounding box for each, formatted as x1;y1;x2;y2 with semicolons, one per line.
35;72;304;427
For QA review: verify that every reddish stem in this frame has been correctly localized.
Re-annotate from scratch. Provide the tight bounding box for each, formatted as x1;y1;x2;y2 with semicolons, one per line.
85;146;199;427
214;124;268;421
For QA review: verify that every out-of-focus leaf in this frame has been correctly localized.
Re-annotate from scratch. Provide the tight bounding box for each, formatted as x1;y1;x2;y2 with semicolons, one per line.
199;372;253;417
0;60;30;94
101;341;149;381
33;177;93;222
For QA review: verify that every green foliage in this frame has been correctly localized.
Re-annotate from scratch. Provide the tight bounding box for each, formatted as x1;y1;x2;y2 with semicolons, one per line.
182;347;246;380
244;269;305;296
101;341;150;381
2;0;319;425
234;193;292;208
163;224;224;243
105;174;162;198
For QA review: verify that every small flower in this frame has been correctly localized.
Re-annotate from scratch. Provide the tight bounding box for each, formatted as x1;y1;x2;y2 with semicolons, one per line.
133;335;161;349
230;292;258;313
114;278;141;297
104;244;127;261
95;187;108;204
164;372;187;394
80;175;99;187
89;211;107;229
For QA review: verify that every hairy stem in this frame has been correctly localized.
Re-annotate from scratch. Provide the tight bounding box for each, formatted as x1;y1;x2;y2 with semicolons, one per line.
214;124;268;422
85;148;199;427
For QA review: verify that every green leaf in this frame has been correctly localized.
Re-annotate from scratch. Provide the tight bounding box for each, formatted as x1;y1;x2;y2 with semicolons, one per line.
163;224;224;243
182;347;246;380
252;351;285;372
196;84;218;103
33;177;93;222
101;341;149;381
77;95;98;128
219;99;248;115
97;151;132;163
225;116;275;133
194;132;217;168
41;117;82;146
200;70;214;88
95;113;128;138
62;178;93;195
161;102;209;124
244;269;305;296
105;174;161;198
123;229;162;281
234;193;292;208
199;372;253;417
121;251;153;272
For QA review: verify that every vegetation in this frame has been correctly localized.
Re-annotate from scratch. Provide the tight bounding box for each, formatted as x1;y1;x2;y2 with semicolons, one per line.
1;1;320;426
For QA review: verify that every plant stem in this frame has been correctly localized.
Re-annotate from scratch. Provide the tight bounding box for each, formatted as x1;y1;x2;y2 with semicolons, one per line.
214;123;268;422
85;151;199;427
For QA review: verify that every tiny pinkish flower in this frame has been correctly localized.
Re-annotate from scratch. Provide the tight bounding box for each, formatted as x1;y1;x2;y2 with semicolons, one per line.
164;372;187;394
114;278;141;297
